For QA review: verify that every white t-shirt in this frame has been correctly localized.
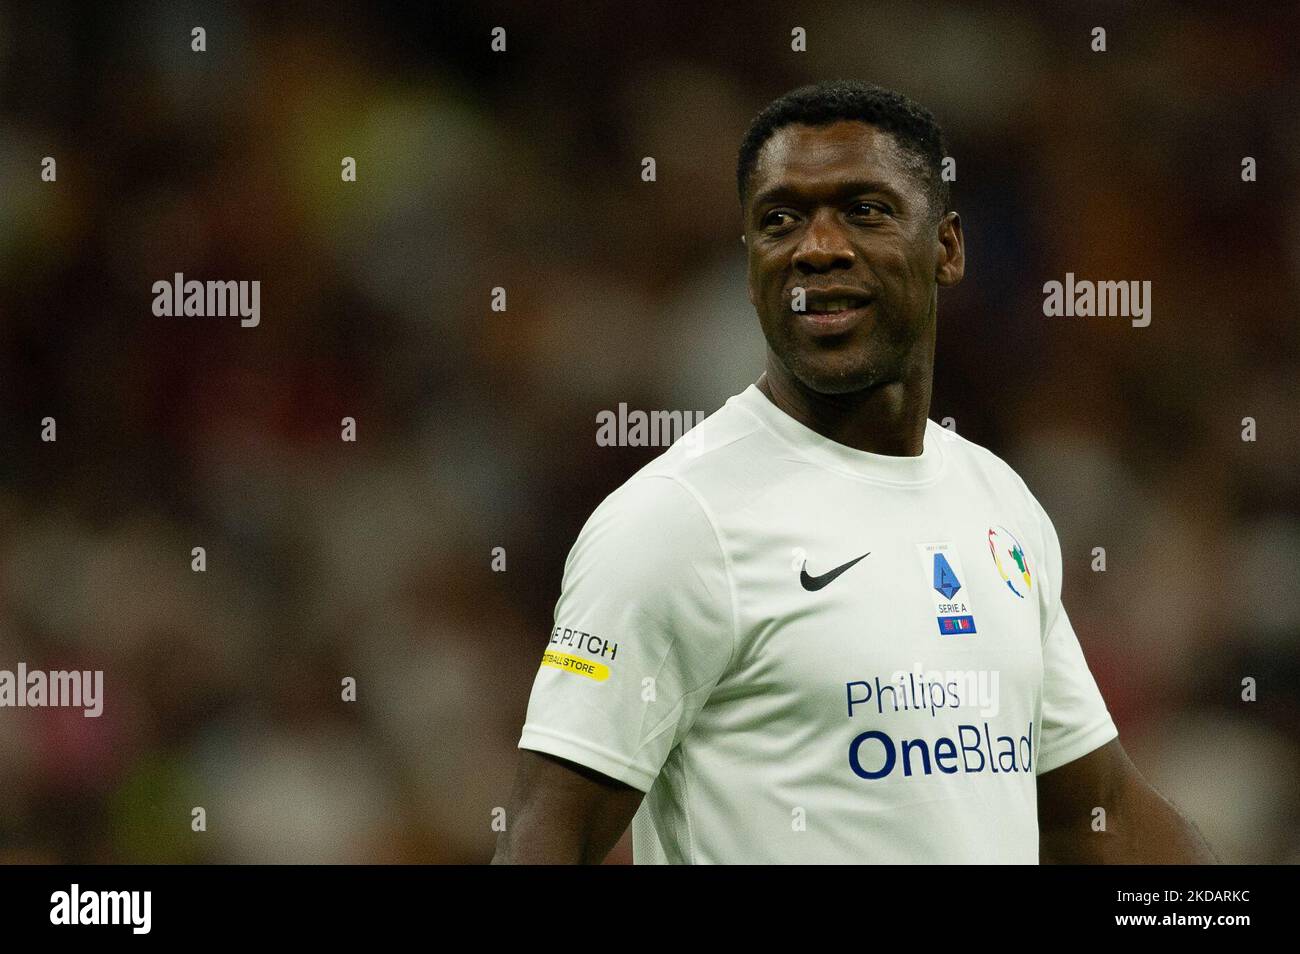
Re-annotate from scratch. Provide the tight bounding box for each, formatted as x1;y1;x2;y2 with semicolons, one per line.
518;383;1118;863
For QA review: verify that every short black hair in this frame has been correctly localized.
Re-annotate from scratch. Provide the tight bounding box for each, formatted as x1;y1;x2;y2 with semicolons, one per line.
736;80;951;222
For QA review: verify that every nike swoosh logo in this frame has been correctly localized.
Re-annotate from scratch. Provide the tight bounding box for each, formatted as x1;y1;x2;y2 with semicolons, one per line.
799;552;871;591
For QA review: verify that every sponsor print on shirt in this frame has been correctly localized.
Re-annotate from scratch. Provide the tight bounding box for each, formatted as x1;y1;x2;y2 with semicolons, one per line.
539;625;619;681
916;541;977;635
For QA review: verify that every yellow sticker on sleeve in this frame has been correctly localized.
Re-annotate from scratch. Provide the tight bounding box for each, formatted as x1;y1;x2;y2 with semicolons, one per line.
541;651;610;682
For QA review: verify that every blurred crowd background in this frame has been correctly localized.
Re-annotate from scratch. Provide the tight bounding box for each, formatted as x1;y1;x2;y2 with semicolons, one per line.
0;1;1296;864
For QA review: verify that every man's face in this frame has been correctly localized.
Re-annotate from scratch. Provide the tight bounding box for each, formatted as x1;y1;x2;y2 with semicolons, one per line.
743;120;963;395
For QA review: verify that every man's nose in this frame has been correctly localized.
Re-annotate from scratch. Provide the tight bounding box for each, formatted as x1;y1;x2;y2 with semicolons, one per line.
791;209;856;272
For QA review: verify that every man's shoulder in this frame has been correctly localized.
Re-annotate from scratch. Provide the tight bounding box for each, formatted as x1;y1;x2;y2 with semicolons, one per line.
641;394;769;475
561;398;767;566
562;412;758;597
605;395;769;504
934;423;1046;522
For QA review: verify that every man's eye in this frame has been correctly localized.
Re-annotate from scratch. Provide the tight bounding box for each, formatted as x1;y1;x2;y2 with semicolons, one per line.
851;202;883;218
763;211;794;228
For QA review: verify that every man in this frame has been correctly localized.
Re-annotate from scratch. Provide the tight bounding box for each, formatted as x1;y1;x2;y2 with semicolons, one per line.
493;80;1216;864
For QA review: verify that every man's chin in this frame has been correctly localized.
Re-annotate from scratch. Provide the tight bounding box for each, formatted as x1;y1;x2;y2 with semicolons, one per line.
787;357;886;396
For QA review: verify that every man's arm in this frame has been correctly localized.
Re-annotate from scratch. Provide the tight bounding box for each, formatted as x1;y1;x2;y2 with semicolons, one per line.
1037;738;1218;863
492;749;645;864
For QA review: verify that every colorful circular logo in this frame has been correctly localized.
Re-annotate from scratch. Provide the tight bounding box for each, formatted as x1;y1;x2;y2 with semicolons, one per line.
987;526;1032;598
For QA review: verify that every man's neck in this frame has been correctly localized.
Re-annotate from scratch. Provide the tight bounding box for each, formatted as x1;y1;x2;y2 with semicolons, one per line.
755;365;930;458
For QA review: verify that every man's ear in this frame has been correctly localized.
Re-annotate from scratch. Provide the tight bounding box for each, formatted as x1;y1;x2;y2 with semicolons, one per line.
935;211;965;287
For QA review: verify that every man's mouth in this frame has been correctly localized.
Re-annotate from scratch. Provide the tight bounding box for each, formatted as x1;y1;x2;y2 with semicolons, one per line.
792;291;874;335
805;297;867;315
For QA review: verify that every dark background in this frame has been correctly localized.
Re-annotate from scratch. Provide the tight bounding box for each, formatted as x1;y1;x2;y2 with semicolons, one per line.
0;1;1296;863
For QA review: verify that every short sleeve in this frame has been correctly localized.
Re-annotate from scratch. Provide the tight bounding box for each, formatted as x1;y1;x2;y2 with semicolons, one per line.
518;474;736;792
1027;492;1119;775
